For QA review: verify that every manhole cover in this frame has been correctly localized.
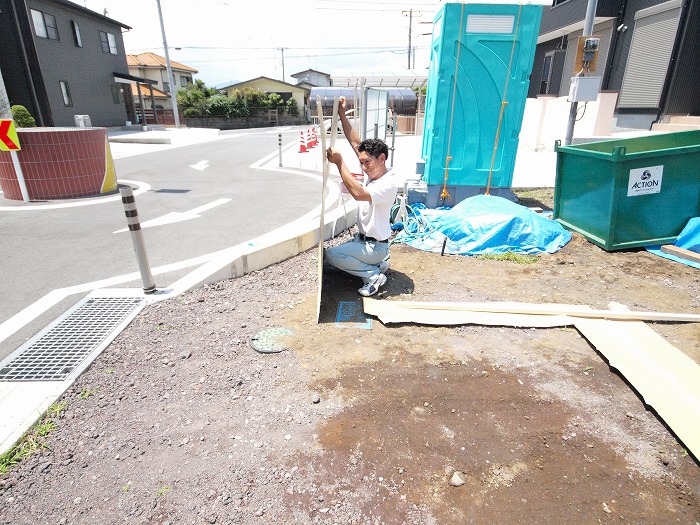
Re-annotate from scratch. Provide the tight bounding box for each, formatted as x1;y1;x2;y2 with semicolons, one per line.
250;327;293;354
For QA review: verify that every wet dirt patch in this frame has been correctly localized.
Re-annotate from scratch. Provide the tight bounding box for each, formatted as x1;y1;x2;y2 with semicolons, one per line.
282;348;699;524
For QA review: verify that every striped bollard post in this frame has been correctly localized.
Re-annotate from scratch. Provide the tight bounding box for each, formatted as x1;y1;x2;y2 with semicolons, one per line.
278;133;282;167
119;185;156;294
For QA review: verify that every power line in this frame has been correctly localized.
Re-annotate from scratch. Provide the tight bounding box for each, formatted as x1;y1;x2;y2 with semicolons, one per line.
179;47;430;64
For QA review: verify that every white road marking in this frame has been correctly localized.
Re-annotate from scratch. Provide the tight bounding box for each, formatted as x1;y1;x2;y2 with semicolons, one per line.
0;180;151;211
0;252;218;346
112;198;231;233
189;160;210;171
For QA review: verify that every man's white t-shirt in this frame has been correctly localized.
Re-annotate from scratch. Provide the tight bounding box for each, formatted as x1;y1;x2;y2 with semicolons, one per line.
357;169;398;241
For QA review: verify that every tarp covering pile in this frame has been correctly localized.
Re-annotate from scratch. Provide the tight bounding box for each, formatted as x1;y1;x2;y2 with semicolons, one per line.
394;194;572;255
646;217;700;269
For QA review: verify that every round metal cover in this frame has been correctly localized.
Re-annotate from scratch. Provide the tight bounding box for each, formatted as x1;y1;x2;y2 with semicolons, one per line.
250;327;293;354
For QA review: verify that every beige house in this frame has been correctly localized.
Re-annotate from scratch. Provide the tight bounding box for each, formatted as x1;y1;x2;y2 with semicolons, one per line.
127;52;197;109
221;77;309;114
129;84;169;111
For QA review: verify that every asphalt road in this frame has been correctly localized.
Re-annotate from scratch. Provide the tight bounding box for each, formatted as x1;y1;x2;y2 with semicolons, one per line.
0;127;323;360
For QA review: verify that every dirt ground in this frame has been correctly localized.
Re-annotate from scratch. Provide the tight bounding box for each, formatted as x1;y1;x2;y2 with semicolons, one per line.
1;192;699;524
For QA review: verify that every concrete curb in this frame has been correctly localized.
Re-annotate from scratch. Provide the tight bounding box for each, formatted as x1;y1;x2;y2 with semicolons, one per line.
162;196;358;297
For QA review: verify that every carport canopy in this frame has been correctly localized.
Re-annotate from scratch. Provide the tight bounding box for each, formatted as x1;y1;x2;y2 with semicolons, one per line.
113;72;159;124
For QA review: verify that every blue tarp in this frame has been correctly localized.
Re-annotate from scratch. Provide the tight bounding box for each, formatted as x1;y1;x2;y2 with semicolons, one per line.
646;217;700;269
394;195;572;255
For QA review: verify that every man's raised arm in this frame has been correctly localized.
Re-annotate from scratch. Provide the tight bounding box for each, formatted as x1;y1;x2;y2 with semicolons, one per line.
338;96;361;155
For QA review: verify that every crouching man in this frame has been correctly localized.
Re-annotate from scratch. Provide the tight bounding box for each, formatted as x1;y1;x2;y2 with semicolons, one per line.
325;97;398;297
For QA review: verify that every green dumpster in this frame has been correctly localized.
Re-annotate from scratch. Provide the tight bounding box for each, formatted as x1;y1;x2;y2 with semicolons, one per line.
553;130;700;251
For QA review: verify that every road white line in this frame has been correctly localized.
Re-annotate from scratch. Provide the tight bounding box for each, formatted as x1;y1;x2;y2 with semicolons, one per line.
113;198;231;233
0;180;151;211
0;252;217;346
189;198;231;214
189;160;210;171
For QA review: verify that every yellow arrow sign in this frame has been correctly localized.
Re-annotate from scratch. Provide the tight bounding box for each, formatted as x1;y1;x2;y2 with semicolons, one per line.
0;119;21;151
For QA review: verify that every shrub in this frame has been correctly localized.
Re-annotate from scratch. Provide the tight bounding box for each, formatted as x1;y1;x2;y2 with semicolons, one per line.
229;98;250;117
266;93;284;108
286;97;298;116
232;87;268;108
206;96;235;116
11;105;36;128
183;107;202;117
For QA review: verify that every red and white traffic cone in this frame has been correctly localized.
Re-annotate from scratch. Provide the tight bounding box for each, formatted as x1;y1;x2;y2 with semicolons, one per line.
311;126;318;146
298;131;307;153
306;129;314;148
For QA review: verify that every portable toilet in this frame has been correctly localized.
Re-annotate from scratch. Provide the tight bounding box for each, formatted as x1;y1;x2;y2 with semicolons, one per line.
419;1;547;208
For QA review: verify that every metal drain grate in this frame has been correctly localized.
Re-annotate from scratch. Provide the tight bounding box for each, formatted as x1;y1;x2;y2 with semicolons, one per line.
0;296;145;382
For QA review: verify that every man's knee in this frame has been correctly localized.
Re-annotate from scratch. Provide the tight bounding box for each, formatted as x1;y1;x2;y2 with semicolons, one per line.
324;247;342;266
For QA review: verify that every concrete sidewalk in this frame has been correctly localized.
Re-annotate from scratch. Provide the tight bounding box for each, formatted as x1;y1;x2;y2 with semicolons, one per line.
107;126;230;159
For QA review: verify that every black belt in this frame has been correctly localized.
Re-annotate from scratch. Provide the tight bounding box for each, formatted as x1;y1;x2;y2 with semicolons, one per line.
359;233;388;243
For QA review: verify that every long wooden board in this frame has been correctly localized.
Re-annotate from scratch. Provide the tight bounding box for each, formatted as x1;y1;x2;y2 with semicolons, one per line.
315;96;338;324
363;298;700;323
661;244;700;264
575;303;700;460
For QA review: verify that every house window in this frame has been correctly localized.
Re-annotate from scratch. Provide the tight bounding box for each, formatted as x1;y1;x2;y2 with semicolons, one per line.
539;52;555;94
31;9;59;40
181;76;191;87
111;85;121;104
71;21;82;47
59;81;72;107
163;81;170;93
99;31;118;54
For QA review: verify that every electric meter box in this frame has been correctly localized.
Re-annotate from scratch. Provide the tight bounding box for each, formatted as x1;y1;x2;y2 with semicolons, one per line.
419;1;545;207
568;76;602;102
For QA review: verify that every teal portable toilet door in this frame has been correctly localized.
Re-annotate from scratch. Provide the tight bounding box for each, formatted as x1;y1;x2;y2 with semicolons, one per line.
421;2;544;207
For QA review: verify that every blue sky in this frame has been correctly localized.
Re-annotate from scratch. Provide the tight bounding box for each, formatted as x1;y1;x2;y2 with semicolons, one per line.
73;0;442;87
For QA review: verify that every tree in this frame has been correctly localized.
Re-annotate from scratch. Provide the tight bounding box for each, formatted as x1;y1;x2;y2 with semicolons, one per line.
0;68;11;119
177;79;217;115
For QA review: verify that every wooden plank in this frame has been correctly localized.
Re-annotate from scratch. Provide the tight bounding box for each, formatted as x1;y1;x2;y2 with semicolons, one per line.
363;298;700;323
575;303;700;459
315;97;339;324
661;244;700;264
315;96;328;324
364;298;581;327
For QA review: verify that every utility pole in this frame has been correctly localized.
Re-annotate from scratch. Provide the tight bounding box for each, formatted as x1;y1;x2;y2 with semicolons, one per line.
564;0;598;145
402;9;419;69
156;0;180;128
280;47;286;83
